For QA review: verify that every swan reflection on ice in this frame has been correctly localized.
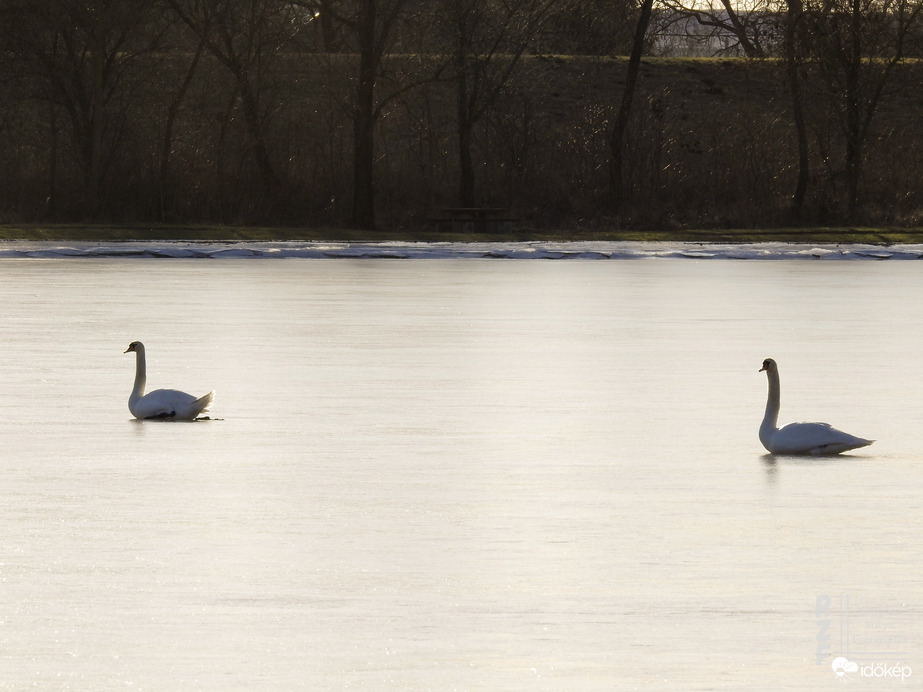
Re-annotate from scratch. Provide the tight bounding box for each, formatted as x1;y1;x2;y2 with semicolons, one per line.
759;358;873;456
124;341;214;420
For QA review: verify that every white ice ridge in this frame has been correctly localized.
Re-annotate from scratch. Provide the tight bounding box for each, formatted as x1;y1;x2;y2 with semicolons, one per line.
1;241;922;260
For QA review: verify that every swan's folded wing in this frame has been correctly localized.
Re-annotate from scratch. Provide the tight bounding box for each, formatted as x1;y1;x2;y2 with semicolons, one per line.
133;388;197;418
774;421;872;454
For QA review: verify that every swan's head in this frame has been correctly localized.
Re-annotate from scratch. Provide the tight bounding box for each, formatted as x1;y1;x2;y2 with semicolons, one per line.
759;357;777;373
124;341;143;354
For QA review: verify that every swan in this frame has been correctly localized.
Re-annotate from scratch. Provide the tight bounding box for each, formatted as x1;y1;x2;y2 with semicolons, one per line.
759;358;872;455
124;341;214;420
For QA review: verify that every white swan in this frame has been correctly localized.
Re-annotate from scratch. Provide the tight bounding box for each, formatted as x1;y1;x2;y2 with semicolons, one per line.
759;358;872;455
124;341;214;420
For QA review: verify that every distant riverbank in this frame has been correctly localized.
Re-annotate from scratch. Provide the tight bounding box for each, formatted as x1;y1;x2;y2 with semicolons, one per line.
3;224;923;246
2;239;922;260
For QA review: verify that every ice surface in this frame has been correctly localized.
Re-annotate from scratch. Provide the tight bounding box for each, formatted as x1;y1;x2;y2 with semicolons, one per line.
1;240;921;260
1;259;922;690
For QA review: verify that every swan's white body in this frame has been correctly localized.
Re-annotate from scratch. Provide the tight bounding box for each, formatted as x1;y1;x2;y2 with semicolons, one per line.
125;341;214;420
759;358;872;455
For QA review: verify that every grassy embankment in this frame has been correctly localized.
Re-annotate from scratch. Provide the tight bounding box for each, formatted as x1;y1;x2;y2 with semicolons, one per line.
1;224;923;244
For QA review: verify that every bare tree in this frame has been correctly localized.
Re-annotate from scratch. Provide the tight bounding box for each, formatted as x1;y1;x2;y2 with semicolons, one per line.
293;0;343;50
165;0;301;197
658;0;777;57
783;0;809;217
609;0;655;210
533;0;638;54
315;0;443;229
798;0;923;219
441;0;558;207
0;0;165;216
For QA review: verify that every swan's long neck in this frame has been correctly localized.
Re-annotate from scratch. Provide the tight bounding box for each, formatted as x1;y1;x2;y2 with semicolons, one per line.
130;347;147;404
760;368;781;444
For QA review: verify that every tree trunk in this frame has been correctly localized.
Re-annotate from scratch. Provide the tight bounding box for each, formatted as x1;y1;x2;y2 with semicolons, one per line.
160;36;205;220
845;0;862;220
609;0;654;210
784;0;808;219
47;101;59;218
320;6;338;51
237;68;280;194
719;0;763;58
351;0;378;229
85;38;106;217
456;48;475;207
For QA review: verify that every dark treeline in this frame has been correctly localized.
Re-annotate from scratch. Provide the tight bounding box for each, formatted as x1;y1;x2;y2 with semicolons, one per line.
1;0;922;231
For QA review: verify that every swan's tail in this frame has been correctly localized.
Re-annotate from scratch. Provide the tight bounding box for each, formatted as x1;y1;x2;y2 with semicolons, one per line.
192;391;215;417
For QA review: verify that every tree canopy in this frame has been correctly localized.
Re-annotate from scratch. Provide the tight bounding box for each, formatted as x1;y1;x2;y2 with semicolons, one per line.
0;0;921;229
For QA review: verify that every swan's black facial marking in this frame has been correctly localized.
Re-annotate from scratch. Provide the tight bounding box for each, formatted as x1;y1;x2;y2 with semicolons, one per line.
760;358;774;372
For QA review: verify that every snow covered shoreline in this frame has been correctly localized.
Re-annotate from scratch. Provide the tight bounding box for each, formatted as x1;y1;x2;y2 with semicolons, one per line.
2;240;922;260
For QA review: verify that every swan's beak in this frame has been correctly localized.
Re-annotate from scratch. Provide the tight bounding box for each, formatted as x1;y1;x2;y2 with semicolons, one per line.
759;365;767;372
124;346;133;353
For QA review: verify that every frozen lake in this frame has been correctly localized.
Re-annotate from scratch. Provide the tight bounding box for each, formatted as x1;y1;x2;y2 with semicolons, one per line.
0;249;920;690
